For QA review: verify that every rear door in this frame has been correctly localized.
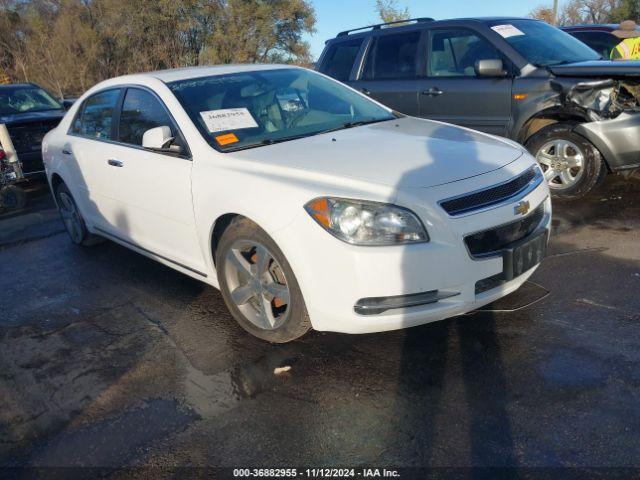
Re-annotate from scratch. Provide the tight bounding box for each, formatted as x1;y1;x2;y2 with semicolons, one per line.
419;28;513;135
66;88;123;230
349;30;423;116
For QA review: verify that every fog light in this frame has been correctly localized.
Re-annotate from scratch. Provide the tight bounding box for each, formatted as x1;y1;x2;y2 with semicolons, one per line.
354;290;460;315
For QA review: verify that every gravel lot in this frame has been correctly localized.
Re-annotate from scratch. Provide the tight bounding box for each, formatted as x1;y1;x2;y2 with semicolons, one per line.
0;176;639;473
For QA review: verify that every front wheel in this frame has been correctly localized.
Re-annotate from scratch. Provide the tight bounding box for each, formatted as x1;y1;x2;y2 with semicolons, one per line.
216;218;311;343
525;123;607;200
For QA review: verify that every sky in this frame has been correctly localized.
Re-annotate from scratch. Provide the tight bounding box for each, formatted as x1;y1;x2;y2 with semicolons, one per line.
305;0;545;59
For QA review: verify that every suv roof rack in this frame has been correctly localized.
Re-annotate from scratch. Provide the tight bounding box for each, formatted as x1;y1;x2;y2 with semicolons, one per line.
337;17;435;37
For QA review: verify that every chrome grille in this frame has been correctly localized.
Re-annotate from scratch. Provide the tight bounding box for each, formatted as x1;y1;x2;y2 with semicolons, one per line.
440;167;540;216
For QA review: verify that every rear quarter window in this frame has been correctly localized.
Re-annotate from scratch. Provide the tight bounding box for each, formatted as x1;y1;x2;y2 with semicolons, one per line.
319;39;363;81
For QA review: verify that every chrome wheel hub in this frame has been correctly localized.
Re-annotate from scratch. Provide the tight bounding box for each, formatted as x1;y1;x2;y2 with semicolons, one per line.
536;139;585;190
224;240;291;330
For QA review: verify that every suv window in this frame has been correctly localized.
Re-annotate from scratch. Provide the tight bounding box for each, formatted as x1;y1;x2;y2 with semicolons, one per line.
364;31;421;80
429;30;501;77
71;89;120;139
320;39;363;81
118;88;176;146
570;31;619;59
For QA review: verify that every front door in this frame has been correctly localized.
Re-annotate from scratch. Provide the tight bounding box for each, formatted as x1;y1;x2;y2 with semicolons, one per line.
106;87;205;273
419;28;513;136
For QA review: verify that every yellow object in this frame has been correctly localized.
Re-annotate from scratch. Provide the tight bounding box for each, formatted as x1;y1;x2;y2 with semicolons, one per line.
610;37;640;60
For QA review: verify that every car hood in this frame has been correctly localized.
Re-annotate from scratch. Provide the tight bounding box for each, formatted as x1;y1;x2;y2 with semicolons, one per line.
0;110;65;125
549;60;640;78
229;117;523;188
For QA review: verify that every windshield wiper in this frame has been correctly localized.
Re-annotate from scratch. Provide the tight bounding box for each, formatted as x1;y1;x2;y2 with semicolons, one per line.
221;118;395;153
319;117;394;135
222;133;312;152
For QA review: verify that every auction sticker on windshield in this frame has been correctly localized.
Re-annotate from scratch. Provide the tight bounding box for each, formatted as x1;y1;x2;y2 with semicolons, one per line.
200;108;259;133
491;24;525;38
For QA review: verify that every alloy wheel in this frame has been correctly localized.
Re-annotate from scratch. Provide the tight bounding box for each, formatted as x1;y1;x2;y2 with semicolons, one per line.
58;192;84;243
536;139;585;190
224;240;291;330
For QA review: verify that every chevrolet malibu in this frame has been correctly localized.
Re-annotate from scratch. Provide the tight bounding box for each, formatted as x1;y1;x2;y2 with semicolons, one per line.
42;65;551;343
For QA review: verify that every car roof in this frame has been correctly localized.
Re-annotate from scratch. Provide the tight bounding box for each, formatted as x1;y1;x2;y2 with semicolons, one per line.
140;64;298;83
329;16;538;41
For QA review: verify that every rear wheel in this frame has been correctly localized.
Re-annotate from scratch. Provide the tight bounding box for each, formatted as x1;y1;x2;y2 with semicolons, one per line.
55;183;102;246
526;123;606;200
216;218;311;343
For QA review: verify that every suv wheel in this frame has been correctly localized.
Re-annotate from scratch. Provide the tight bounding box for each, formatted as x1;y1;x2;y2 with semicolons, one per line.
525;123;606;200
216;218;311;343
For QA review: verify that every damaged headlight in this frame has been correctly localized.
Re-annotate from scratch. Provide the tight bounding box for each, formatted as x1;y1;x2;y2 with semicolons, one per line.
305;197;429;246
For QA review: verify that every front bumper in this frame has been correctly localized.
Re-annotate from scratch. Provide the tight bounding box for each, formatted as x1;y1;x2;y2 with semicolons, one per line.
575;113;640;171
272;156;551;334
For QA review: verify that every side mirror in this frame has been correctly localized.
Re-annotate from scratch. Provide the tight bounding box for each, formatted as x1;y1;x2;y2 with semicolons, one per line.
142;126;179;153
475;59;507;77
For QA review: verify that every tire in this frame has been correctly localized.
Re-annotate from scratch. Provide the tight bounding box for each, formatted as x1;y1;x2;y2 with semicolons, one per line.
525;122;607;200
0;185;27;210
55;182;103;246
215;217;311;343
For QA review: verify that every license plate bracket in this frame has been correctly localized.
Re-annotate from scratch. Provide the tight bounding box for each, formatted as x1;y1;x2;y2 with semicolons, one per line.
503;229;548;281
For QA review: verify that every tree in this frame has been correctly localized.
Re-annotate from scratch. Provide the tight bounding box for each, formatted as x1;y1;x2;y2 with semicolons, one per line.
529;0;622;25
0;0;316;96
529;4;557;23
611;0;640;21
375;0;410;23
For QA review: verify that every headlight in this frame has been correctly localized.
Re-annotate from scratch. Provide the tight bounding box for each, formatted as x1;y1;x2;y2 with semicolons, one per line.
304;197;429;246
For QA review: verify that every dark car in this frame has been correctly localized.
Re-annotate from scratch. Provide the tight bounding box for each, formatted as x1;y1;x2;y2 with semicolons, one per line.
318;17;640;199
0;83;66;177
562;24;640;59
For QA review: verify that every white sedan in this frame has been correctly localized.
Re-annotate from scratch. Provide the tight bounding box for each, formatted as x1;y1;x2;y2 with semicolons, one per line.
42;65;551;343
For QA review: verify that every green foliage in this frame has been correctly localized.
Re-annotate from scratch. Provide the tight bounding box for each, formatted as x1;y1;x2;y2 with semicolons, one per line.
375;0;410;23
611;0;640;22
0;0;316;96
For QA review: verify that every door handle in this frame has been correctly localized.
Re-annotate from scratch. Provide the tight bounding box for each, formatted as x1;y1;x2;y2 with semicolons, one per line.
107;158;123;167
361;88;371;95
422;87;444;97
62;149;72;155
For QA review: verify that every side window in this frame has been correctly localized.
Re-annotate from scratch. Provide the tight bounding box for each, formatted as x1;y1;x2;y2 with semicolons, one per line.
571;31;619;58
429;30;501;77
71;89;120;139
118;88;176;146
364;31;421;80
320;39;363;81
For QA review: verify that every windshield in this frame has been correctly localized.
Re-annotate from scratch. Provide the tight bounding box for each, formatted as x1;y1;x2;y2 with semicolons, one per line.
0;86;62;116
488;20;601;67
168;68;395;151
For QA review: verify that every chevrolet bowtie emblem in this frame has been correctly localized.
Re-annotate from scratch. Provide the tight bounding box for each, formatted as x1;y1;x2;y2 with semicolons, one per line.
514;200;531;216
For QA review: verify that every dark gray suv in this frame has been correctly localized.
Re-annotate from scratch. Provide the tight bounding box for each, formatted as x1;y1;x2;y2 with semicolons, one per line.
318;17;640;199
